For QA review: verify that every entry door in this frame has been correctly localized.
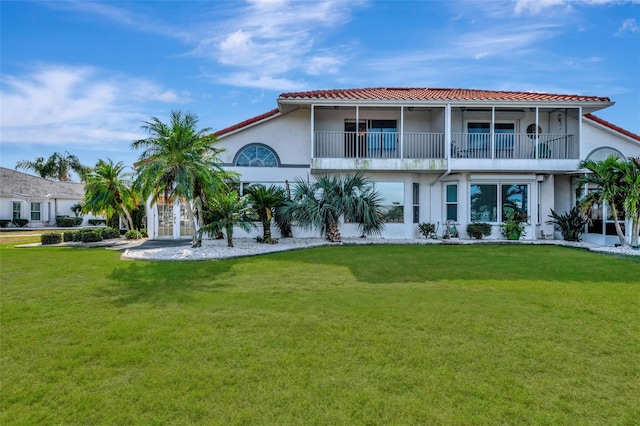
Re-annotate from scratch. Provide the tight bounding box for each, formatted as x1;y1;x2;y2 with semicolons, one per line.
157;198;174;238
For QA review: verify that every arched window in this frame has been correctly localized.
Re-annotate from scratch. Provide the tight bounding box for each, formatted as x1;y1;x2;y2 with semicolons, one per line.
234;144;280;167
585;147;624;162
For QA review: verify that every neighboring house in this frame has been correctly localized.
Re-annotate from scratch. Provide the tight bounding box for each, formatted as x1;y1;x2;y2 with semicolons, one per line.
0;167;99;227
145;88;640;243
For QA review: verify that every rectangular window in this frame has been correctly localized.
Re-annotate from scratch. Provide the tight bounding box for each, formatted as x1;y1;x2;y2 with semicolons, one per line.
412;183;419;223
30;202;41;221
376;182;404;223
466;122;515;158
470;183;529;223
12;202;21;220
470;184;497;222
446;184;458;221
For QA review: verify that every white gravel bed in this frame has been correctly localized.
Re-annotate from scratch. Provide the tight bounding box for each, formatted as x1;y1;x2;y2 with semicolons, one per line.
122;237;640;261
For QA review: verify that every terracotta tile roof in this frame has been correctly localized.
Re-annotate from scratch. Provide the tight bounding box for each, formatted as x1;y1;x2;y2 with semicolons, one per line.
279;87;611;103
214;108;280;137
585;113;640;142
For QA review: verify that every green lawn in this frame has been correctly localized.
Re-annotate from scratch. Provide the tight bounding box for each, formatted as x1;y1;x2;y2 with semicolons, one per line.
1;243;639;424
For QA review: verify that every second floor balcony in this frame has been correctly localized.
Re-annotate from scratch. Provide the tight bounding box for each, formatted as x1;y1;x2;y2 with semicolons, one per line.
312;131;579;172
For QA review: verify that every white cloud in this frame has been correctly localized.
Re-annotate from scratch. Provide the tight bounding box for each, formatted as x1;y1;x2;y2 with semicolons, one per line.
189;0;364;90
0;65;190;146
514;0;638;15
616;18;640;35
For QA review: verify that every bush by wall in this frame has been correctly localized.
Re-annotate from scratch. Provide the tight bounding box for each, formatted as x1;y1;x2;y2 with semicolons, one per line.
56;216;83;227
0;220;11;228
41;232;62;245
88;219;106;226
13;219;29;227
466;222;492;240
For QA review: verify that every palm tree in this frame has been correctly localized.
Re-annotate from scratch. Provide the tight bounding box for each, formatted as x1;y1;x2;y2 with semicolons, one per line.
282;172;384;242
131;111;231;248
577;156;627;246
15;151;88;181
621;157;640;246
245;184;287;241
202;190;255;248
81;159;136;230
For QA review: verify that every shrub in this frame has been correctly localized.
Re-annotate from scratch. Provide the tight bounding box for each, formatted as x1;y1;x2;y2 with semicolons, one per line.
418;223;436;239
125;230;142;240
63;231;78;242
56;216;82;227
0;220;11;228
101;227;120;240
466;222;492;239
41;232;62;245
139;228;148;238
13;219;29;227
88;219;106;226
546;206;589;242
81;230;103;243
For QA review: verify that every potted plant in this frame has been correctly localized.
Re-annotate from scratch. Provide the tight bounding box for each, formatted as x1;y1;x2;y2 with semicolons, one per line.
501;211;527;240
466;222;492;240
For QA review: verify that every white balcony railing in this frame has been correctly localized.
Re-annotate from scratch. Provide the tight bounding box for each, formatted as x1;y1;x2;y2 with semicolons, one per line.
450;133;577;159
314;132;578;160
314;131;445;159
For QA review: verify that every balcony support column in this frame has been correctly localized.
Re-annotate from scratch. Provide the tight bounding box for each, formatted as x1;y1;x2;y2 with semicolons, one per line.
535;107;539;159
491;106;495;159
400;106;404;159
311;104;315;159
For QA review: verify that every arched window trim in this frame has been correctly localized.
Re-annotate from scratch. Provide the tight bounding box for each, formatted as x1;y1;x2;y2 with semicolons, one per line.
233;143;281;167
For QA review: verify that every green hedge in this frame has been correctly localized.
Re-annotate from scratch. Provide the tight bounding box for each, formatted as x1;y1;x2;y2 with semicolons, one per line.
81;230;103;243
63;231;77;242
101;227;120;239
125;230;142;240
88;219;106;226
0;220;11;228
41;232;62;245
13;219;29;227
56;216;83;227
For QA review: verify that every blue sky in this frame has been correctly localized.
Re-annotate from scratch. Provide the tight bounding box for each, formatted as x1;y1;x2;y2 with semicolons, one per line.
1;0;639;178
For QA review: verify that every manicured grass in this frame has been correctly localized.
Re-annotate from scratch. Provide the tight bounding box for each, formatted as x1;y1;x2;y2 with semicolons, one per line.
1;243;639;424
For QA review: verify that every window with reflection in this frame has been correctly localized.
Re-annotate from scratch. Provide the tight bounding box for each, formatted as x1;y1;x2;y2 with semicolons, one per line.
235;144;279;167
376;182;404;223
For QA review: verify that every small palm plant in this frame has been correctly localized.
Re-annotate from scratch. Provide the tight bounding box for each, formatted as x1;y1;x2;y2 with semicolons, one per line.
546;206;589;242
245;184;287;243
201;189;255;248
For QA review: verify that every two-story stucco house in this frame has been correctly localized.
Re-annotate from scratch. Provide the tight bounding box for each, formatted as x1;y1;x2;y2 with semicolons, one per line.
145;88;640;243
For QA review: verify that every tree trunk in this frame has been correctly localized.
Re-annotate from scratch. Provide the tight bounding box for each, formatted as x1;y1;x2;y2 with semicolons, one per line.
326;222;341;242
120;206;135;231
226;224;234;247
610;203;627;246
183;200;200;248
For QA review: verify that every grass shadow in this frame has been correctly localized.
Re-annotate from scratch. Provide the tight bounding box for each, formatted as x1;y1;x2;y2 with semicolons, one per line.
261;244;640;285
102;259;237;306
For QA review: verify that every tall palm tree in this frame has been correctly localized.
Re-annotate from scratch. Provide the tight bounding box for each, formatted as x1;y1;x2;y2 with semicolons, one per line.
201;190;255;248
245;184;287;241
131;111;231;247
283;172;384;242
577;156;627;246
15;151;88;181
81;159;136;230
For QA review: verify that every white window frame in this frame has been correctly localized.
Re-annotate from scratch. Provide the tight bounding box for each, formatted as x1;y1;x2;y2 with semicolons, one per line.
30;202;42;221
12;201;21;220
